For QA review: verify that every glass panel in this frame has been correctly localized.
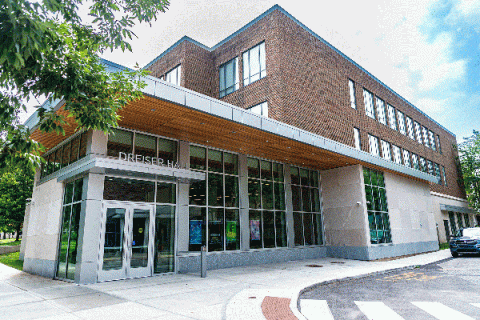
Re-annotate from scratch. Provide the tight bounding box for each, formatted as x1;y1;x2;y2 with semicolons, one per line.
274;183;285;210
291;186;302;212
56;206;71;278
303;213;313;245
70;136;80;163
225;175;239;208
249;210;262;249
248;178;261;209
103;177;155;202
313;214;323;245
64;182;74;205
311;188;320;212
262;180;273;210
79;132;87;158
189;180;206;206
154;205;175;273
263;211;275;248
208;149;223;173
130;208;150;269
377;172;385;187
275;211;287;247
224;152;238;175
261;160;272;181
208;173;223;207
208;208;224;252
302;187;311;212
273;163;284;182
107;129;133;157
225;209;240;250
293;212;304;246
66;203;81;280
158;138;177;163
363;168;371;185
189;207;206;251
156;183;176;204
73;179;83;202
290;167;300;185
135;133;156;158
300;169;309;186
103;207;126;270
190;145;206;171
247;158;260;178
250;45;260;81
310;171;319;188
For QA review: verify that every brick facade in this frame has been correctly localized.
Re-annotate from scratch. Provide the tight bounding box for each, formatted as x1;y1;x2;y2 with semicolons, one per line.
145;8;465;199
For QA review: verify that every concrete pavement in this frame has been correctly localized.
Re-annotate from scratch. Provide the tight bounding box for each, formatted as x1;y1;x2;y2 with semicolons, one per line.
0;249;452;319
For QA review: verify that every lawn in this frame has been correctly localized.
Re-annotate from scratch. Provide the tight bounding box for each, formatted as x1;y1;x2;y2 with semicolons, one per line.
0;239;21;246
439;243;449;250
0;252;23;270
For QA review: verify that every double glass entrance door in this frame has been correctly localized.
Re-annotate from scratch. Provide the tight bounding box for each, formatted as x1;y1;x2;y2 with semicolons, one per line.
99;203;154;282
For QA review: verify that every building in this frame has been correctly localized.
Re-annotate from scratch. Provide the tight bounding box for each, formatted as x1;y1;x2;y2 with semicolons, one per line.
21;5;477;284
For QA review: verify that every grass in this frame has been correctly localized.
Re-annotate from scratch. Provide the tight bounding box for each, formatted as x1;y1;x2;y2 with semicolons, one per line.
0;251;23;270
439;243;450;250
0;239;21;246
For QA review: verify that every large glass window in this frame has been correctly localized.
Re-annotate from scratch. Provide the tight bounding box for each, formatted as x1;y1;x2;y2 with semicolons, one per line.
406;116;415;140
376;97;387;125
104;177;155;202
414;121;423;144
243;42;266;86
397;111;406;135
429;130;437;151
219;57;239;98
165;65;181;86
422;126;430;148
57;178;84;280
248;101;268;117
363;89;375;119
189;147;240;252
387;104;397;130
248;158;287;249
349;79;356;109
368;134;380;157
291;166;323;247
363;168;392;244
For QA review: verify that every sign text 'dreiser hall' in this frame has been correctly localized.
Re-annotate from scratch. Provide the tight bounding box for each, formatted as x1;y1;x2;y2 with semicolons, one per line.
118;152;186;169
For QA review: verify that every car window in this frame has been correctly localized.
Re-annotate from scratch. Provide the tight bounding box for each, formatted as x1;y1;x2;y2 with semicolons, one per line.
463;228;480;238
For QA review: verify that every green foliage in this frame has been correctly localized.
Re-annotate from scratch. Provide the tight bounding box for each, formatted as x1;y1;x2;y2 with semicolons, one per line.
0;0;169;171
0;251;24;270
0;168;34;239
458;130;480;213
439;243;449;250
0;239;21;246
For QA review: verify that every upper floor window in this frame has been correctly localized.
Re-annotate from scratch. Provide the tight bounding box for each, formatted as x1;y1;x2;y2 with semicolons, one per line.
363;89;375;119
349;79;357;109
219;57;239;98
402;149;411;167
437;135;442;153
381;140;391;161
387;104;397;130
422;126;430;148
406;116;415;140
376;97;387;125
414;121;423;144
419;157;426;172
368;134;380;157
243;42;266;86
434;163;441;182
411;153;419;170
248;101;268;117
165;65;181;86
392;145;402;165
442;166;447;186
397;111;406;135
354;128;361;150
429;130;437;151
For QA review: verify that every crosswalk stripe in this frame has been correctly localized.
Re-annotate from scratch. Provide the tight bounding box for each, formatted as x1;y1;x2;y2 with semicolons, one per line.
412;302;475;320
354;301;405;320
472;303;480;309
300;299;335;320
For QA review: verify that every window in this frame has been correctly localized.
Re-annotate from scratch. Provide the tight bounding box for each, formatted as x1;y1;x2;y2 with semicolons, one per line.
402;149;411;167
449;212;457;234
411;153;419;170
406;116;415;140
368;134;380;157
291;166;323;246
437;135;442;153
464;214;470;228
189;147;240;252
219;57;239;98
427;160;433;175
354;128;361;150
243;42;266;86
349;79;356;109
422;126;430;148
249;158;288;249
387;104;397;130
414;121;423;144
376;97;387;125
363;168;392;244
392;145;402;165
165;65;181;86
363;89;375;119
419;157;426;172
381;140;391;161
457;213;464;229
397;111;406;135
429;131;436;151
442;166;447;186
248;101;268;117
434;163;441;183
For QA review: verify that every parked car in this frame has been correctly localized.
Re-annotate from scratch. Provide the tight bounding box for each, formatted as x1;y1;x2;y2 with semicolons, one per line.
449;227;480;257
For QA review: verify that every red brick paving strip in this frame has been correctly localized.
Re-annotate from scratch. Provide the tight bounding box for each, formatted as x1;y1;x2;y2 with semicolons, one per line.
261;296;298;320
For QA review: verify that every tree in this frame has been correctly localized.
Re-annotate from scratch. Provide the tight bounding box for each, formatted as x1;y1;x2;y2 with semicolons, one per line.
0;168;34;240
458;130;480;213
0;0;170;171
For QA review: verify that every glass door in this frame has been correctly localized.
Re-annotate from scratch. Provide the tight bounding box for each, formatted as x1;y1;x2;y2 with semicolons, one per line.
98;203;154;282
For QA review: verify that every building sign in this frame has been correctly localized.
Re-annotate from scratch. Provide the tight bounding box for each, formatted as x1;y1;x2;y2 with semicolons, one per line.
118;152;186;169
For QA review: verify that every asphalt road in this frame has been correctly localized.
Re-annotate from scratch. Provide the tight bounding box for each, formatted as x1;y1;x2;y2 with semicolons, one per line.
299;254;480;320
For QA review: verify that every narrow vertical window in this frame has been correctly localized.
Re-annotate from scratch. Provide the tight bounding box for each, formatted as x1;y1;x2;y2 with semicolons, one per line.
368;134;380;157
414;121;423;144
411;154;419;170
381;140;391;161
354;128;361;150
376;97;387;125
429;131;436;151
419;157;426;172
422;126;430;148
165;65;181;86
434;163;441;183
392;145;402;164
397;111;406;135
402;149;411;167
243;42;266;86
437;135;442;153
387;104;397;130
427;160;433;174
363;89;375;119
219;57;239;98
442;166;447;186
349;79;356;109
406;116;415;140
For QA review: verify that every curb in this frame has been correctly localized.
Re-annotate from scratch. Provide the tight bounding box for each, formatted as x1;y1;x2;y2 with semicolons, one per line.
291;256;452;319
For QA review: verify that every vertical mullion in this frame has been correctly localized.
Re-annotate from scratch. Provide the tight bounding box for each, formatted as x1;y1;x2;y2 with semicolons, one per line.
205;149;209;252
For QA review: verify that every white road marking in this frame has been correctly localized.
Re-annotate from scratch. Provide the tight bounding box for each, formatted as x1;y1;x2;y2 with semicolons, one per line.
355;301;405;320
412;302;475;320
300;299;335;320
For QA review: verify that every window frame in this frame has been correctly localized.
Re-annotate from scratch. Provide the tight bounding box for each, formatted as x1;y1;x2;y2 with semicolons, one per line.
363;89;375;119
219;57;239;98
243;42;266;86
165;65;181;86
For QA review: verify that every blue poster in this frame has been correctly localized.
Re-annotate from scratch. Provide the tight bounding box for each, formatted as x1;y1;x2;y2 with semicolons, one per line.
189;220;203;245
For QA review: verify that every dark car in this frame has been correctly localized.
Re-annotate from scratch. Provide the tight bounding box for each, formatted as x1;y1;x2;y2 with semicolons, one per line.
449;227;480;257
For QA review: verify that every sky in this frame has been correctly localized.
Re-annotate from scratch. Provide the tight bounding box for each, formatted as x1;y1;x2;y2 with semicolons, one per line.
20;0;480;141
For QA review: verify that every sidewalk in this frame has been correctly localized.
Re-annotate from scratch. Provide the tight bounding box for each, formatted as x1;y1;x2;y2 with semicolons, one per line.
0;250;451;320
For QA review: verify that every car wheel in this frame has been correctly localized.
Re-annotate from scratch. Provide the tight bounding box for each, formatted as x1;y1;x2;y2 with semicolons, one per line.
451;252;458;258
